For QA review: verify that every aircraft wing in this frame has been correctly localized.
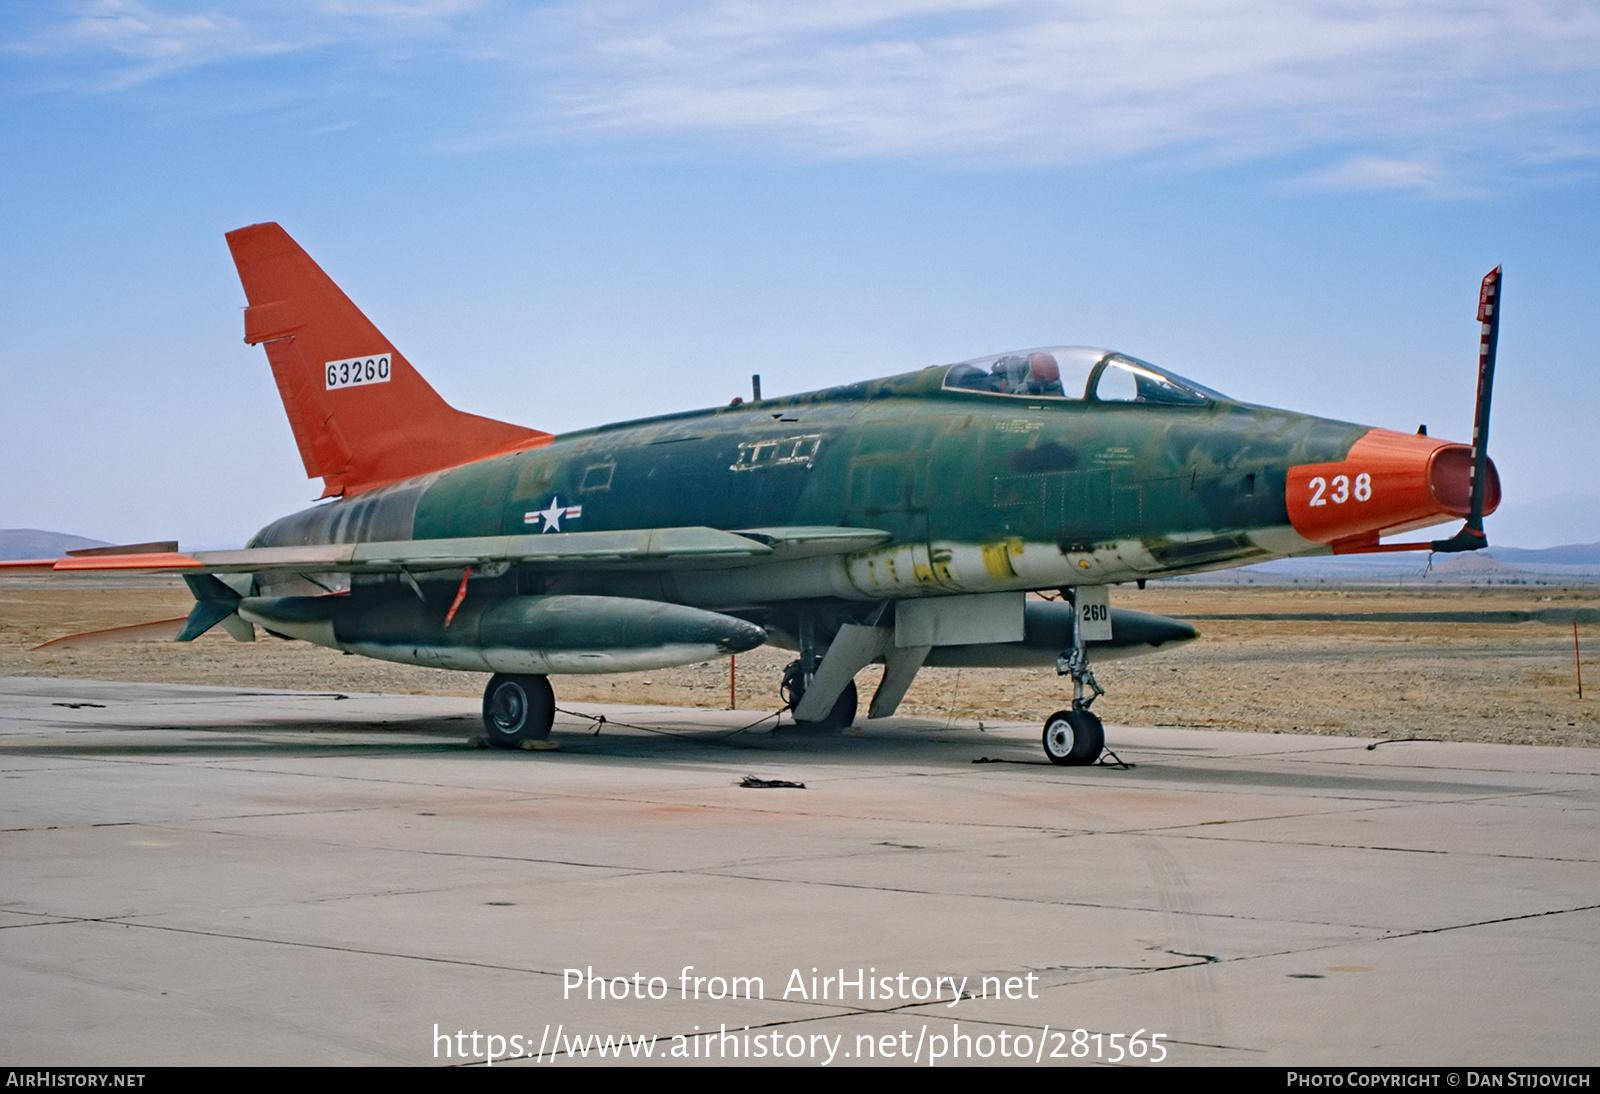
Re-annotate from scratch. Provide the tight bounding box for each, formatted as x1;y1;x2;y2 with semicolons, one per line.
0;526;891;576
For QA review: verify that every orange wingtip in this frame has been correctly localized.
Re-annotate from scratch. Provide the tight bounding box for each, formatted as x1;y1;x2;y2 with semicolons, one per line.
0;552;204;572
0;559;61;572
54;551;203;570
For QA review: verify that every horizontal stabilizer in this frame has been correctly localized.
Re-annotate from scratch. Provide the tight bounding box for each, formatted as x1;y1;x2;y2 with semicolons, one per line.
30;617;189;651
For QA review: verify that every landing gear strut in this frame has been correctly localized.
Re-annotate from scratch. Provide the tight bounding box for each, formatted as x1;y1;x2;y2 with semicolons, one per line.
1045;588;1107;766
482;673;555;748
780;660;858;733
777;614;859;733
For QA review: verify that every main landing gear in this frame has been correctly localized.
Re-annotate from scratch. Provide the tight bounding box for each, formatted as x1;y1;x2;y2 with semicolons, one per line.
482;673;555;748
780;660;858;733
776;613;860;734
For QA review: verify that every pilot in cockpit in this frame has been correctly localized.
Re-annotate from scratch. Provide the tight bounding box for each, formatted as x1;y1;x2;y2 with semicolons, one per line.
1023;352;1062;396
994;352;1065;396
944;348;1075;398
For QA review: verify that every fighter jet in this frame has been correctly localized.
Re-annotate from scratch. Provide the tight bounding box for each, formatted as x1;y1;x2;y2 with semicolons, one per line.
7;224;1502;765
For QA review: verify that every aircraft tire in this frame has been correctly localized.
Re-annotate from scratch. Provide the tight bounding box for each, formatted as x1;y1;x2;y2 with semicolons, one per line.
780;662;858;734
1043;707;1104;766
482;673;555;748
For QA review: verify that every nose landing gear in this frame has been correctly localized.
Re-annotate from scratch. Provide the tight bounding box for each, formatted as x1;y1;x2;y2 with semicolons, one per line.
1045;587;1108;766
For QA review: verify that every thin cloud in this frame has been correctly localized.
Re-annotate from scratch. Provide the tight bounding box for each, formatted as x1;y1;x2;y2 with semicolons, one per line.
527;0;1600;181
6;0;483;89
1291;155;1447;194
9;0;1600;186
41;0;284;88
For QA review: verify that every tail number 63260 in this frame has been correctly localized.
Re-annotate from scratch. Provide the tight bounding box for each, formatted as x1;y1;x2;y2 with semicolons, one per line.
325;353;392;391
1307;472;1371;507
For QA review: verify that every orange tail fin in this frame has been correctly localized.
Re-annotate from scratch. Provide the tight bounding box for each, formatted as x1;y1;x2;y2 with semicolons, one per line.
226;223;551;498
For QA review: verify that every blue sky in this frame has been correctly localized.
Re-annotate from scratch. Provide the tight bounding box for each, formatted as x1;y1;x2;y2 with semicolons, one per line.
2;1;1597;548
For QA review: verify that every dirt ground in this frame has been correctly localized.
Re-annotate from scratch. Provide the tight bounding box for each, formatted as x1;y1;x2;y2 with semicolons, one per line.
2;581;1595;747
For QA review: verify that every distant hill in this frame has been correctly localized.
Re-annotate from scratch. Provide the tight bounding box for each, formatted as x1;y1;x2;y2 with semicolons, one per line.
1488;542;1600;567
1431;552;1527;577
1168;539;1600;584
0;529;113;561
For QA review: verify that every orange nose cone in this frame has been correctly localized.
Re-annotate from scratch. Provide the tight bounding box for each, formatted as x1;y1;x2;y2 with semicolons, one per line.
1287;428;1500;545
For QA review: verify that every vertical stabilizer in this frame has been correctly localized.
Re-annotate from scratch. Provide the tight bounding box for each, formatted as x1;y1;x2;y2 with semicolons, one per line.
226;223;550;498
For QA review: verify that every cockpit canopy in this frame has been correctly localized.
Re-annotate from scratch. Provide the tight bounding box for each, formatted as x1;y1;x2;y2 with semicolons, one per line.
942;346;1224;406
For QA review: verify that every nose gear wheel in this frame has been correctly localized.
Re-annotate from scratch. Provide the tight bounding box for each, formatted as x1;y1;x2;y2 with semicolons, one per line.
1043;706;1104;766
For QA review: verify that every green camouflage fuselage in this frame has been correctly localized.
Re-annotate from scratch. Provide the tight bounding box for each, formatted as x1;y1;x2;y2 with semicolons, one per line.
252;365;1362;621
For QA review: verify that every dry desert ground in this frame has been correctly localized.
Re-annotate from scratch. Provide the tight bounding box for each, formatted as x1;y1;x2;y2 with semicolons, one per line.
2;581;1595;748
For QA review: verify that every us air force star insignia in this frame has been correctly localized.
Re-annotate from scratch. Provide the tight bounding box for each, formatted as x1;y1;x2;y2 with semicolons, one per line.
524;496;582;533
